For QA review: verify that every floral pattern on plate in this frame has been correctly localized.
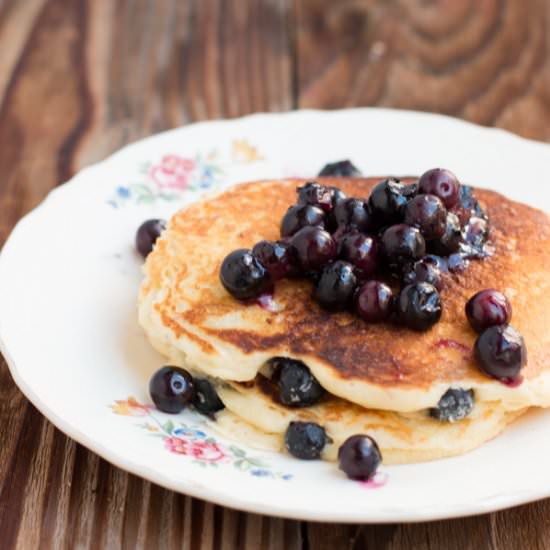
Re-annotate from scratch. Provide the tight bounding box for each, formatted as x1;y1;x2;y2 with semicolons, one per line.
108;139;264;207
111;397;292;480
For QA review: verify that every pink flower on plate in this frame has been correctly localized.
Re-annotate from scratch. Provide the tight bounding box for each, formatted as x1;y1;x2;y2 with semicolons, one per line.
149;154;196;191
164;437;229;463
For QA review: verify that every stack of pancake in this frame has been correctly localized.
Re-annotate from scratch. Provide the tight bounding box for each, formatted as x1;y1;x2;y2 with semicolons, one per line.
138;178;550;464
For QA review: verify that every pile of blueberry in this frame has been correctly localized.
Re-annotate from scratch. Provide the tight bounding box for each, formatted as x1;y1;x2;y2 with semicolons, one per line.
220;166;491;332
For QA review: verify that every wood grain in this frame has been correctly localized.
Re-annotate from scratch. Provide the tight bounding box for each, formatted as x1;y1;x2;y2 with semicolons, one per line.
0;0;549;548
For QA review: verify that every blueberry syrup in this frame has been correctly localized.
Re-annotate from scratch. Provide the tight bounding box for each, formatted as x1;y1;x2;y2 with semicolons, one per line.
358;471;388;489
435;338;472;358
501;375;524;388
256;292;280;312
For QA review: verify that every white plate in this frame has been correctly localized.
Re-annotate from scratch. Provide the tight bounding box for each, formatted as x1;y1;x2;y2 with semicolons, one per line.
1;109;550;523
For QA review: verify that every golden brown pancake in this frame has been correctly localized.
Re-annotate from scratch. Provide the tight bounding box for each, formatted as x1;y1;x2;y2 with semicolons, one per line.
139;178;550;415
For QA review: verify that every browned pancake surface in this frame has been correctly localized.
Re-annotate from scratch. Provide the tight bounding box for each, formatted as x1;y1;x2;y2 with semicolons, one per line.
145;178;550;390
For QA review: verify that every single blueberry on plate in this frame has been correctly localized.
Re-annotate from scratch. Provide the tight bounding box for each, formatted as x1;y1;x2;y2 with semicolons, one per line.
338;434;382;480
192;378;225;417
136;219;166;258
285;421;327;460
149;366;195;414
318;160;362;177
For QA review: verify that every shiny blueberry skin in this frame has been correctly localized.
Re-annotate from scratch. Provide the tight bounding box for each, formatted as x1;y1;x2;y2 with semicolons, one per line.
338;435;382;481
252;240;296;280
290;226;337;272
220;249;272;300
329;186;348;208
368;178;415;224
402;257;442;290
474;325;527;381
192;378;225;417
136;219;166;258
297;182;333;212
381;224;426;267
430;388;475;422
355;281;394;322
280;204;325;238
403;194;447;240
318;160;362;177
398;282;442;330
314;261;357;311
338;231;378;278
332;198;371;232
270;357;326;407
285;421;327;460
149;366;195;414
418;168;460;208
466;289;512;333
429;212;462;255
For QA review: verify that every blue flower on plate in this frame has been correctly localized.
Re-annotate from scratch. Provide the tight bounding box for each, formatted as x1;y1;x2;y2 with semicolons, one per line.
251;468;271;478
281;474;293;481
116;186;131;198
172;427;207;439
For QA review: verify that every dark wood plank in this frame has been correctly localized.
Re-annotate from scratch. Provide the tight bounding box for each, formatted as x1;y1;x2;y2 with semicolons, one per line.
296;0;550;142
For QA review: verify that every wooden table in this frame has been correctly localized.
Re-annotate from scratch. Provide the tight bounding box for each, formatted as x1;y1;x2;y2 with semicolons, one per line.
1;1;549;548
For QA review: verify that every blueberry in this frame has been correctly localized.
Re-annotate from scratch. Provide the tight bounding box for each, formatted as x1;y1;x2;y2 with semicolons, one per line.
474;325;527;381
220;249;272;300
355;281;394;323
418;168;460;208
402;257;442;290
403;194;447;240
297;182;333;212
270;358;325;407
280;204;325;238
136;219;166;258
381;224;426;267
338;231;378;278
398;282;442;330
149;366;195;414
466;289;512;333
332;198;371;232
314;261;357;311
318;160;362;177
192;378;225;417
290;226;337;272
428;212;462;255
329;186;348;208
430;388;474;422
338;435;382;481
368;178;414;224
252;240;297;279
285;421;327;460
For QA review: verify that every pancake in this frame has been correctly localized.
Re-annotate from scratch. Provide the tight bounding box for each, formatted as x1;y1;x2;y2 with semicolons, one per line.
139;178;550;416
208;378;526;464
